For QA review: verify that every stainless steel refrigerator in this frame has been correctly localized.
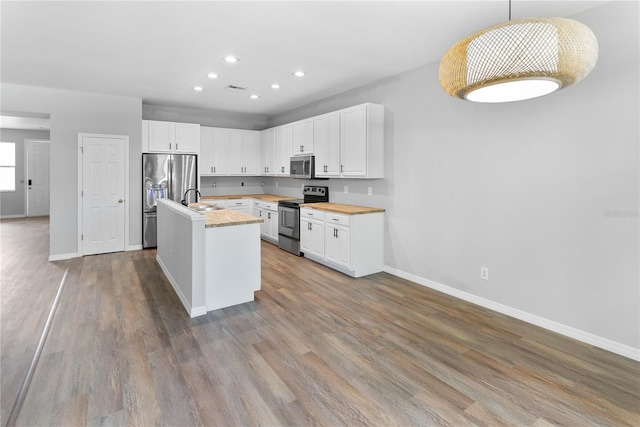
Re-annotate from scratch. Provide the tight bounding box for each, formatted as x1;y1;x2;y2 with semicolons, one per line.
142;153;197;248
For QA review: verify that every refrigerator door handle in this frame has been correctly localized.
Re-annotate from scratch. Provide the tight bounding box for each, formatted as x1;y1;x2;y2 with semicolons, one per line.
167;155;173;200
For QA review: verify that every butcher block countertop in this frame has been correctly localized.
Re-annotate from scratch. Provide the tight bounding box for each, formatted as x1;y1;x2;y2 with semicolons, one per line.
203;210;263;228
300;202;385;215
188;203;264;228
200;194;297;203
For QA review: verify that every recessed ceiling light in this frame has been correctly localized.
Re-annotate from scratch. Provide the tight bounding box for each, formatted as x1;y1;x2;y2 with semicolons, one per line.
271;83;280;89
293;70;306;77
250;94;259;99
224;56;239;63
207;72;218;79
193;86;203;91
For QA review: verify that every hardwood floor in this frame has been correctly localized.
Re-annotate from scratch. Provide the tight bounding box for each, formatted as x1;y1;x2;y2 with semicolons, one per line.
2;217;639;426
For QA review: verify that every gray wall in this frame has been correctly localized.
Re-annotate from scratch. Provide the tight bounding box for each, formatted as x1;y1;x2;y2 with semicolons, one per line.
0;128;50;217
266;1;640;350
143;103;267;130
0;84;142;256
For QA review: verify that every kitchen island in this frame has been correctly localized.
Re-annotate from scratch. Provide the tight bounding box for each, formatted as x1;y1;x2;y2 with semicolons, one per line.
156;199;263;317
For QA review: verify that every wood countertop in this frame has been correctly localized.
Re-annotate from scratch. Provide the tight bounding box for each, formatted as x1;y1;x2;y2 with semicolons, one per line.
300;202;385;215
200;194;297;203
203;210;264;228
188;203;264;228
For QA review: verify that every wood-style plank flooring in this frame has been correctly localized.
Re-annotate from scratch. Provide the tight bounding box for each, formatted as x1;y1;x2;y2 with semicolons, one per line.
2;217;639;426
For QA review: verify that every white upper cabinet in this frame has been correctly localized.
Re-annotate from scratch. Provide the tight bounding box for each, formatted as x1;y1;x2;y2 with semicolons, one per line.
275;124;293;175
200;127;228;175
142;120;200;154
314;112;341;177
292;118;314;155
228;129;259;175
200;127;214;174
260;128;276;175
339;103;383;178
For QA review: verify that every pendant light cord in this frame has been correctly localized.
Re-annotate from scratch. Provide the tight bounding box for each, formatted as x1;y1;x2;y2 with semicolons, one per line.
508;0;512;20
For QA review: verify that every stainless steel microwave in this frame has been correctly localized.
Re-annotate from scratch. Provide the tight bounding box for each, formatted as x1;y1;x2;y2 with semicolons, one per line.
290;155;315;179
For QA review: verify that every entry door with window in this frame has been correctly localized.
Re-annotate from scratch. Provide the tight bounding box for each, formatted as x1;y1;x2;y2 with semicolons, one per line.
81;134;126;255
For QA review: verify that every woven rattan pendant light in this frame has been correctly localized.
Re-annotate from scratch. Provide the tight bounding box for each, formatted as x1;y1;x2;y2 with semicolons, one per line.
439;1;598;103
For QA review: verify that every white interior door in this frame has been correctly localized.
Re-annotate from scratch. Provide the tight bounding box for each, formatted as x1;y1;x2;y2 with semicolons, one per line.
81;134;126;255
26;140;50;217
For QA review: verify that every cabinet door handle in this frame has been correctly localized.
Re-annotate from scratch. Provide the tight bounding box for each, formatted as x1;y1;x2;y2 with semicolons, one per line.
214;166;216;173
169;143;172;150
340;164;344;173
176;143;179;150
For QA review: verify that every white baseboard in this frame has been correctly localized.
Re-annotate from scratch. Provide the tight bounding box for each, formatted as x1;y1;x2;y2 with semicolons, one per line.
156;255;206;318
383;266;640;362
127;244;143;251
1;214;26;219
49;252;80;261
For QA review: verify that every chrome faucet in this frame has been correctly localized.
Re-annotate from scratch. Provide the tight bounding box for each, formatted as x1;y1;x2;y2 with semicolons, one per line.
181;188;201;206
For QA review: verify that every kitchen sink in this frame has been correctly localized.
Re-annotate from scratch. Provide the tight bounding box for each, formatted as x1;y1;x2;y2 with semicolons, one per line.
190;205;223;212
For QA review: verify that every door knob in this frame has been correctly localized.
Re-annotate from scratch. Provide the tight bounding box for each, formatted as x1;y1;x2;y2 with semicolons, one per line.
118;199;124;203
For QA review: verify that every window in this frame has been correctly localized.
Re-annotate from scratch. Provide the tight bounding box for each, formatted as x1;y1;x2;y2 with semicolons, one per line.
0;142;16;192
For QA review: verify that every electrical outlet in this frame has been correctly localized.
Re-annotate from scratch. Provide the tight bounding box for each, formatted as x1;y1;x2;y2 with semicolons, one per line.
211;181;216;187
344;186;348;194
241;182;244;187
261;181;265;186
275;181;279;187
368;187;373;196
480;266;489;280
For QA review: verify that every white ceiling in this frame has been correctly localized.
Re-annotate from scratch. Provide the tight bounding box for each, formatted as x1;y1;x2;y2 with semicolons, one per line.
1;1;609;118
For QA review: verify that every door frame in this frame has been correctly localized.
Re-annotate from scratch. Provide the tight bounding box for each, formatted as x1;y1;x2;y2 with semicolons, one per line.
77;133;130;256
24;139;50;217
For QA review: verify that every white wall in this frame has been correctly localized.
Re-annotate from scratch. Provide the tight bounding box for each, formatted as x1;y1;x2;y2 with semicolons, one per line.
0;84;142;256
266;1;640;353
0;128;50;217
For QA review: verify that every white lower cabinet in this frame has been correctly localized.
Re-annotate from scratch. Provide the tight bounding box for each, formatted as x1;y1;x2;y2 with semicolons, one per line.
300;209;325;258
325;220;350;269
252;200;279;243
225;199;251;214
300;207;383;278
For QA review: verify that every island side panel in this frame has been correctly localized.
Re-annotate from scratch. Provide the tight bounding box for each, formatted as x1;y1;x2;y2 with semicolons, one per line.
205;222;261;312
156;199;207;317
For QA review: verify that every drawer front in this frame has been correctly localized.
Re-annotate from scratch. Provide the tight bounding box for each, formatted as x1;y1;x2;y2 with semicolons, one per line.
325;212;350;227
263;202;277;211
301;208;325;221
227;199;250;208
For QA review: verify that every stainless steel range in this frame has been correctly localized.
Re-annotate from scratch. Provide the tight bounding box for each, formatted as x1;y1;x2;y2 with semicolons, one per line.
278;185;329;255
